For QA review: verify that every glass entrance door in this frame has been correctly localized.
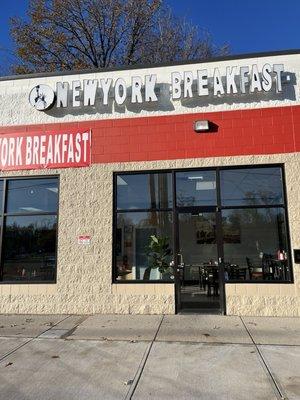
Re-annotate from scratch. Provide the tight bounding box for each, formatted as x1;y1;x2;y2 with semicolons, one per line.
176;211;224;313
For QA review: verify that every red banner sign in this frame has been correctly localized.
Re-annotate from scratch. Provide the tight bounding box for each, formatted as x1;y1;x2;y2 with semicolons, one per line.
0;131;91;171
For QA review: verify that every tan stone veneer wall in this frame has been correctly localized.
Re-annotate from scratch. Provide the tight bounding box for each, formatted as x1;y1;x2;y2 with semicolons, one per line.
0;152;299;316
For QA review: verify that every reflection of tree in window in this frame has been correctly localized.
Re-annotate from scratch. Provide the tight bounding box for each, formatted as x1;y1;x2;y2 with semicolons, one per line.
176;192;196;207
243;190;277;205
221;168;283;206
4;220;56;259
222;208;287;265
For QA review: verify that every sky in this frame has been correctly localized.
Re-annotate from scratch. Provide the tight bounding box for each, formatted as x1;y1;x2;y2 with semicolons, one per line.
166;0;300;54
0;0;300;73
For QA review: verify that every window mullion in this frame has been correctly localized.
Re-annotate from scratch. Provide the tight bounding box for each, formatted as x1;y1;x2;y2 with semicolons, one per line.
0;179;7;281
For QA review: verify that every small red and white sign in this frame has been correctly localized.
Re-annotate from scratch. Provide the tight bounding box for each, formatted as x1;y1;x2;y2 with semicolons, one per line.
0;130;91;171
78;235;91;245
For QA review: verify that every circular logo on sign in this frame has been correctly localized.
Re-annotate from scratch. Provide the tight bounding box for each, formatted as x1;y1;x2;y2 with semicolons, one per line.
29;84;55;111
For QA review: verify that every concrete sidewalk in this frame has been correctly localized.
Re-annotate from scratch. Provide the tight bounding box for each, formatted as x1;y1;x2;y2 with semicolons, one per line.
0;314;299;400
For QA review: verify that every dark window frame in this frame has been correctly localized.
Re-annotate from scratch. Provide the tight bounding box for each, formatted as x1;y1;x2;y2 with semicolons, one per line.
112;164;293;284
0;175;60;285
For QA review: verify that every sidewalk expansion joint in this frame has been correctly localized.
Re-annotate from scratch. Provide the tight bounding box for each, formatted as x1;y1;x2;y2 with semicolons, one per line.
124;315;165;400
240;316;288;400
0;314;71;363
0;337;33;363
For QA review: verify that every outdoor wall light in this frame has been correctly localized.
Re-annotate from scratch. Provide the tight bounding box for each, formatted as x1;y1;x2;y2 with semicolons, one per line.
194;120;210;133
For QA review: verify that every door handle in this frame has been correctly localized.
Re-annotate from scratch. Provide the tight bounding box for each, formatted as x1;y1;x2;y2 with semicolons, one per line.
177;253;184;265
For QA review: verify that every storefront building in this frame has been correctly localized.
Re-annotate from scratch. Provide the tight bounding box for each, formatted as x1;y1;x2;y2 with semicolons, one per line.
0;50;299;316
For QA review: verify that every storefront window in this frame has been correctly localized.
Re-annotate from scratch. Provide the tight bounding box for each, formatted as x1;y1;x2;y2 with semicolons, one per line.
220;167;283;206
222;208;290;281
114;166;291;284
2;215;57;282
0;181;3;211
0;177;59;283
115;172;173;281
116;211;173;281
176;170;216;207
220;166;290;282
6;178;58;213
117;173;172;210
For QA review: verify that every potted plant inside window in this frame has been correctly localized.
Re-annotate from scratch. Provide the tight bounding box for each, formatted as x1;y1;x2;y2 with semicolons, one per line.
144;235;173;280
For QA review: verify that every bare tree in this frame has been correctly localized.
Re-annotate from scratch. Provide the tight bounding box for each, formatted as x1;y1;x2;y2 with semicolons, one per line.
10;0;229;74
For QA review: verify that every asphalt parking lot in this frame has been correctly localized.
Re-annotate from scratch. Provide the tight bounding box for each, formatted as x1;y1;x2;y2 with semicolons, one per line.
0;314;299;400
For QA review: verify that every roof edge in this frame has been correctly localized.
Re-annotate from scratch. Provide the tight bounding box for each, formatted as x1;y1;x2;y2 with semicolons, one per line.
1;48;300;82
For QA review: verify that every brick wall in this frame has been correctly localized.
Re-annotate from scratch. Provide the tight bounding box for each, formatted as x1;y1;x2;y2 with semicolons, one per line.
0;105;299;164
